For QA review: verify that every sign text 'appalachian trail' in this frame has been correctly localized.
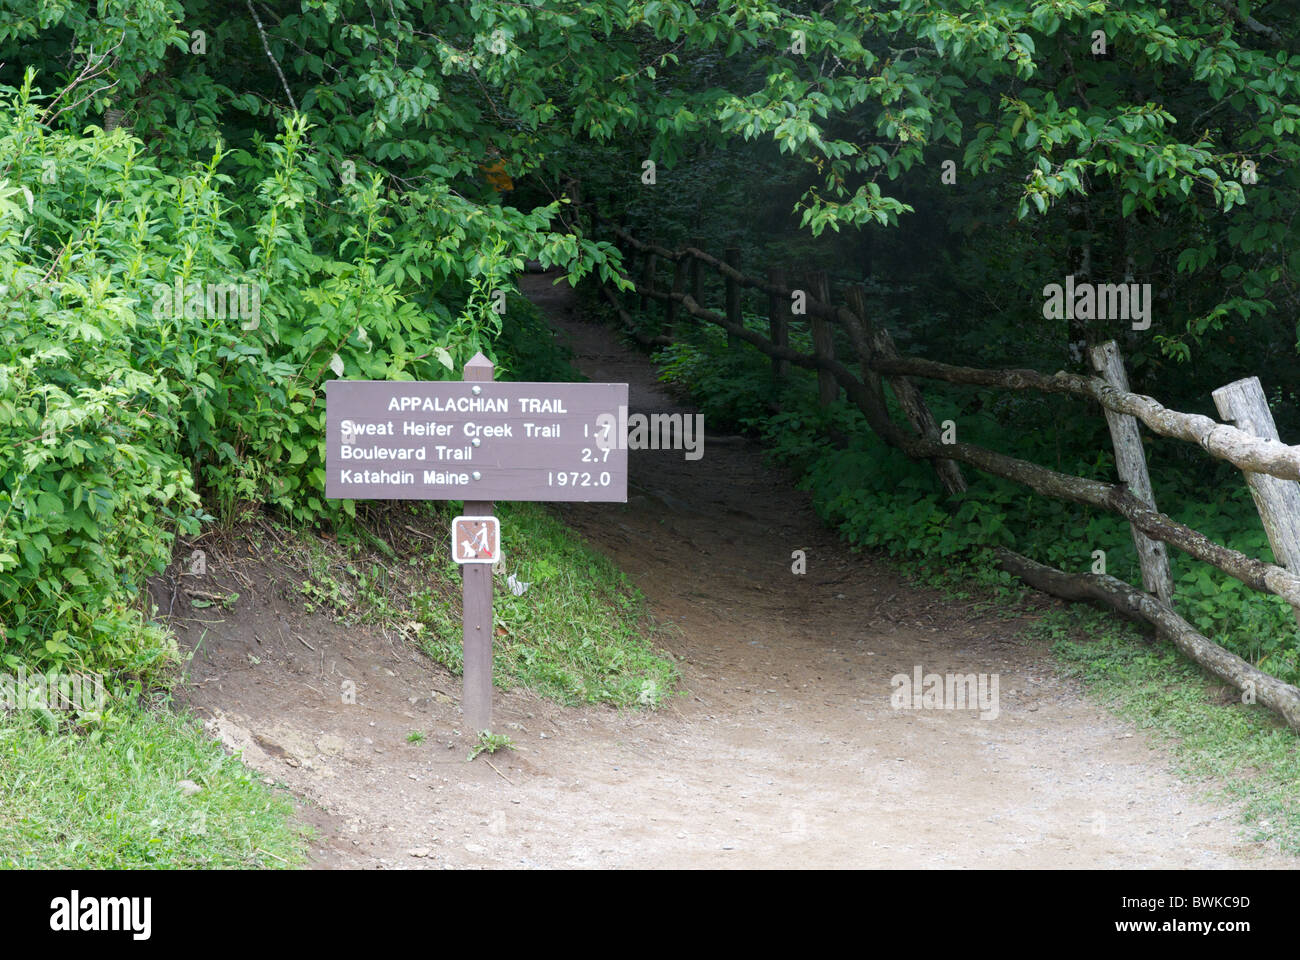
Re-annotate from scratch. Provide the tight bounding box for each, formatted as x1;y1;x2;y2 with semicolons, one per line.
324;380;629;502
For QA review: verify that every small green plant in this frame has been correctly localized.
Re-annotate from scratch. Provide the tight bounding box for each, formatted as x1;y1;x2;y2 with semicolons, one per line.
467;731;513;760
406;730;425;744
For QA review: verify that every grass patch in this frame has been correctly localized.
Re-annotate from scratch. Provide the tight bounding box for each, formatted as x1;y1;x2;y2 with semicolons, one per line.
1029;607;1300;856
0;701;309;868
250;498;680;710
412;501;680;707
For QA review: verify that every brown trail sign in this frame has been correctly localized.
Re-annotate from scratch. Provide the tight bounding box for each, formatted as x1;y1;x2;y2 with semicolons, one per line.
325;377;629;502
325;354;628;733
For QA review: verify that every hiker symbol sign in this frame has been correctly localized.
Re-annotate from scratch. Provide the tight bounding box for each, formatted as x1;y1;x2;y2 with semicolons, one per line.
452;516;499;564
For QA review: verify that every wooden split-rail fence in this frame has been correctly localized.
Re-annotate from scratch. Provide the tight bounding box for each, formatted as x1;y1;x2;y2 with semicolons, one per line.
562;185;1300;731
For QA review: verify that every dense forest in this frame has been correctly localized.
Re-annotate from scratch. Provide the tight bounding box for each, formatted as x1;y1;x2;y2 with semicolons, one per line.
1;0;1300;875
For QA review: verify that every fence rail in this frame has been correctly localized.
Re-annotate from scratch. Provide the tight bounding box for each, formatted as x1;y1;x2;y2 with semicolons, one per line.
569;189;1300;730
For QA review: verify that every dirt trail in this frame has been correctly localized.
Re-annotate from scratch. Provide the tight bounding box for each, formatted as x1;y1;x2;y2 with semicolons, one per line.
171;274;1288;869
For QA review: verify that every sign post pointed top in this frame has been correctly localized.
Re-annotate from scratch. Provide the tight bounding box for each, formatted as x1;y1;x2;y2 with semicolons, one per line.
464;352;495;382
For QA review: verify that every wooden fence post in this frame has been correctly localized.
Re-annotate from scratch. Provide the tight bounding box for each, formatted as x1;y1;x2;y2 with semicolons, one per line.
842;283;966;495
665;255;687;335
1089;341;1175;604
1213;376;1300;625
639;250;657;315
767;266;790;383
843;284;887;404
807;271;839;407
724;244;741;350
689;236;704;308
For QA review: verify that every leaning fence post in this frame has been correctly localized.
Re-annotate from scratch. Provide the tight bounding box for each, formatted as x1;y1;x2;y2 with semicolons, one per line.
1213;376;1300;626
807;271;840;407
1089;341;1176;605
843;285;887;403
842;284;966;495
665;254;687;335
638;249;657;315
767;266;790;384
724;243;741;350
689;236;704;307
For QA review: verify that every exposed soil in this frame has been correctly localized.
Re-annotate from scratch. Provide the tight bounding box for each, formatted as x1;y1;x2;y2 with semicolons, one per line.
164;273;1291;869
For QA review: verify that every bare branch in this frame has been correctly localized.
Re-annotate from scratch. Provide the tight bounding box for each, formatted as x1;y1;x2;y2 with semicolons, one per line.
246;0;298;112
1203;0;1283;46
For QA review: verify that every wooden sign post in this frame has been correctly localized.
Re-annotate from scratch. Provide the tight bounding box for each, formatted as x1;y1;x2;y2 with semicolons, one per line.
461;353;496;732
324;354;629;733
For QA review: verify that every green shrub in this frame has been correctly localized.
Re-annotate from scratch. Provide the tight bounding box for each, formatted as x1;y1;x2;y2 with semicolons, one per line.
0;74;567;674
